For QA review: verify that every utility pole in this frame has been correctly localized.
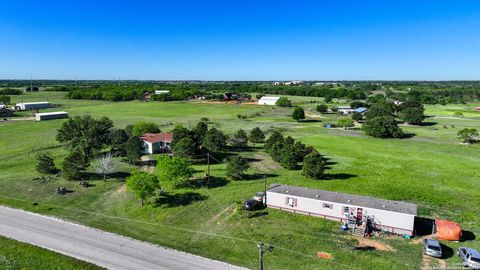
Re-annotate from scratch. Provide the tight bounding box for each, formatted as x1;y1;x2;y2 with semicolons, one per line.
207;152;211;188
263;174;267;206
257;243;274;270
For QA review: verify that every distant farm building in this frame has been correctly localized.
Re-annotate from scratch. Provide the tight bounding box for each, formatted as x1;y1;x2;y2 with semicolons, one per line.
337;106;356;115
154;90;170;95
258;96;280;105
475;107;480;111
0;108;14;117
140;132;173;154
266;184;417;236
35;111;68;121
15;102;51;111
223;93;239;100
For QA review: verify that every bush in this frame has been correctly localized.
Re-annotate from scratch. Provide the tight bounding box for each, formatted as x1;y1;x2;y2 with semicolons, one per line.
35;153;58;174
131;121;160;137
454;112;464;117
363;116;404;138
157;156;193;186
316;104;328;113
226;156;250;180
0;95;11;104
275;97;292;107
231;129;248;148
202;127;227;152
458;128;478;144
292;107;305;122
126;170;160;206
125;137;144;163
248;127;265;143
302;151;326;179
0;88;22;95
173;137;197;158
352;112;363;121
399;107;425;124
337;118;354;129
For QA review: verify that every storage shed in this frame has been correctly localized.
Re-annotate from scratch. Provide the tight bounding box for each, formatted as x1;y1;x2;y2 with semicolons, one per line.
266;184;417;236
16;102;51;111
140;132;173;154
258;96;281;105
35;111;68;121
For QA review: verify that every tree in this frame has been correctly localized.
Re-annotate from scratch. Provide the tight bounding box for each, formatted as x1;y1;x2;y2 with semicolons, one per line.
350;101;366;109
454;112;464;117
157;156;193;186
324;95;333;103
0;95;11;105
125;137;143;163
363;116;404;138
126;170;161;206
202;127;227;152
292;107;305;122
62;150;89;180
248;127;265;143
293;141;307;162
173;137;197;158
172;125;194;144
131;121;160;137
35;152;58;174
280;137;298;170
457;128;478;144
231;129;248;148
399;107;425;124
275;97;292;107
302;151;326;179
264;130;284;156
364;102;394;119
316;104;328;113
56;115;113;159
193;121;208;145
226;156;250;180
337;118;354;129
94;152;117;182
110;129;129;151
352;112;363;121
256;94;264;100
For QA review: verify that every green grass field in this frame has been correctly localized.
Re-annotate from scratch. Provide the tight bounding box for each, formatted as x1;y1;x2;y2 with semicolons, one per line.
1;91;479;269
0;235;101;270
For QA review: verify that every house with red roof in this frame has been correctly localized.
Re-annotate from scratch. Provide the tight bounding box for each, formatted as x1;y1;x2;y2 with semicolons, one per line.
139;132;173;154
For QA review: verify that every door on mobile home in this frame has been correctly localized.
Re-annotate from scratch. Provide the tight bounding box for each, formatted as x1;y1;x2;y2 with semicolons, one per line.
357;208;363;224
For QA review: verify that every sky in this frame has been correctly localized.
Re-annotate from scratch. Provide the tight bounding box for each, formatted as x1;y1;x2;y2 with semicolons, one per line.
0;0;480;80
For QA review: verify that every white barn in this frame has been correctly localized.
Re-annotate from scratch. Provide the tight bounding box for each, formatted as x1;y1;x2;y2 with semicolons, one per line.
258;96;280;105
16;102;51;111
266;184;417;236
35;111;69;121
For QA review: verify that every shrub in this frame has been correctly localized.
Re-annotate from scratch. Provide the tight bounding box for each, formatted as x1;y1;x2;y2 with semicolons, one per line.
458;128;478;144
363;116;404;138
35;152;58;174
292;107;305;122
316;104;328;113
226;156;250;180
231;129;248;148
302;151;326;179
126;170;160;206
275;97;292;107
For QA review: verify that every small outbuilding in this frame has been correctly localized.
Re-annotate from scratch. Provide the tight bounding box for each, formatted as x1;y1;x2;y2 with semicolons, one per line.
140;132;173;154
155;90;170;95
337;106;356;115
258;96;281;105
15;102;51;111
35;111;68;121
266;184;417;236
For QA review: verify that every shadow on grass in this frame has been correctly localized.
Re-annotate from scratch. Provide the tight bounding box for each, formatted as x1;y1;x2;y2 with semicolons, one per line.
240;173;279;181
324;173;357;180
462;230;476;242
441;244;455;259
155;192;207;208
414;217;434;237
81;172;131;181
246;211;268;219
418;122;437;127
402;133;416;139
181;176;229;189
300;119;322;123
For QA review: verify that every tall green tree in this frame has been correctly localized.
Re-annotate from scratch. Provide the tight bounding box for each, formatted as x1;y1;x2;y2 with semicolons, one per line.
131;121;160;137
248;127;265;143
364;102;394;119
302;151;326;179
126;170;161;206
275;97;292;107
399;107;425;124
110;129;129;151
363;116;404;138
62;150;89;180
280;137;298;170
173;137;197;158
157;156;193;187
226;156;250;180
193;121;208;145
125;137;143;163
202;127;227;152
56;115;113;159
292;107;305;122
316;104;328;113
0;95;11;104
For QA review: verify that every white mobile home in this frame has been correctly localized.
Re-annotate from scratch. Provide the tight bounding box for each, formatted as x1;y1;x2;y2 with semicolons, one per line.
16;102;51;111
35;111;68;121
266;184;417;236
258;96;280;105
154;90;170;95
337;106;356;115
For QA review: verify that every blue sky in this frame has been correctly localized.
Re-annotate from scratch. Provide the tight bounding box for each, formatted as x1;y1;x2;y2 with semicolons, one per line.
1;0;479;80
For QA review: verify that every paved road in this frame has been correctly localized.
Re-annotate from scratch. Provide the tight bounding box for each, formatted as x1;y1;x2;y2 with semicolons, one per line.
0;206;247;270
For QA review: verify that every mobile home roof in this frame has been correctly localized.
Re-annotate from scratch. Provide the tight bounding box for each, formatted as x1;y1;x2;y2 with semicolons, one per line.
268;184;417;215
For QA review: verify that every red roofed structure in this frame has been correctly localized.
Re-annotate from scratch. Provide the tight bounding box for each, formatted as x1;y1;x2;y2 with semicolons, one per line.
140;132;173;154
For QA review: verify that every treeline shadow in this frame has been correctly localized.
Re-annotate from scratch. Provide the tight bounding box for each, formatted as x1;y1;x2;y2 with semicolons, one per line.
238;173;279;181
181;176;229;189
154;192;207;208
80;171;131;181
323;173;357;180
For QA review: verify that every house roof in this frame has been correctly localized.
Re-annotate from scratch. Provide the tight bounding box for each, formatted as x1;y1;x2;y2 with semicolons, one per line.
140;132;173;143
355;107;368;113
258;96;280;101
337;106;353;110
35;111;68;116
267;184;417;215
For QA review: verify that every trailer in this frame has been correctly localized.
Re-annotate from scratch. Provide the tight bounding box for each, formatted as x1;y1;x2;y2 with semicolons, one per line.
35;111;68;121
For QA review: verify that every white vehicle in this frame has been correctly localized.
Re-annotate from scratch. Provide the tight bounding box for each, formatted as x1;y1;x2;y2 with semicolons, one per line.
459;247;480;269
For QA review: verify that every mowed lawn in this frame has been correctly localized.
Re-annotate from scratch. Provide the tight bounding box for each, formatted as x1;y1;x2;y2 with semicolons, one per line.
0;92;479;269
0;235;102;270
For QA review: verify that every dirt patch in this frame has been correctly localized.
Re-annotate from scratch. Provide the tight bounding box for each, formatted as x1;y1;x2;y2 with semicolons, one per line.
141;155;155;173
357;237;396;252
250;153;281;173
113;184;126;195
421;254;446;270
